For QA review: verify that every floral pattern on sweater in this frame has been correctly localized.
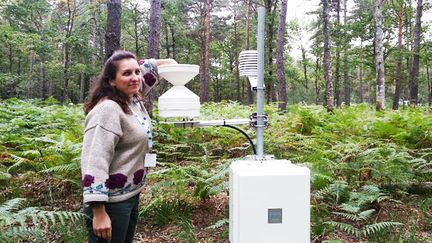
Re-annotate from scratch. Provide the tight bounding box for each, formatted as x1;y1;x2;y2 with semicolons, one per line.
82;169;147;197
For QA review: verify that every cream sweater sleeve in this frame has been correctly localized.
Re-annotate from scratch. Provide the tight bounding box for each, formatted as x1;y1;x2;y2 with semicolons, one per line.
80;101;123;203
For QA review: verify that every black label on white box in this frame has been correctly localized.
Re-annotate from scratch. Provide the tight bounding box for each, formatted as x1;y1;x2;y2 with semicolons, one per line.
268;208;283;224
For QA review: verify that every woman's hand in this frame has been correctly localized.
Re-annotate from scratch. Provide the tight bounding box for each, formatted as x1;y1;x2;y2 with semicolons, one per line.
91;202;112;241
155;58;178;66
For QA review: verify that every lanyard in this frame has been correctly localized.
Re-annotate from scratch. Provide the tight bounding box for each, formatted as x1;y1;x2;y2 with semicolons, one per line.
129;106;153;149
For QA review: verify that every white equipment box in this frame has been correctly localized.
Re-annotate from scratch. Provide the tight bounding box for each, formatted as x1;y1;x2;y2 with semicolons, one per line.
229;159;310;243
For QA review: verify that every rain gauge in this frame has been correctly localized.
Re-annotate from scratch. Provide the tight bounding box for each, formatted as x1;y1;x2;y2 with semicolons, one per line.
158;7;310;243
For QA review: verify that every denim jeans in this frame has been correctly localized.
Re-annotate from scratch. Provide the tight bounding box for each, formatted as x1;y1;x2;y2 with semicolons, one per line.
84;193;140;243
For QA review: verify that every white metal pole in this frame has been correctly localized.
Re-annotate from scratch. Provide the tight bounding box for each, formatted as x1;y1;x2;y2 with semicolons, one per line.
256;7;265;159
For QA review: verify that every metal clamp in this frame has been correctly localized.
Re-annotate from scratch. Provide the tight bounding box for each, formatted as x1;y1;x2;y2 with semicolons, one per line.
249;112;269;129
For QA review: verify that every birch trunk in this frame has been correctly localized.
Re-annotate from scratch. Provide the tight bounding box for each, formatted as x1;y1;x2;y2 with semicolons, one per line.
374;0;386;111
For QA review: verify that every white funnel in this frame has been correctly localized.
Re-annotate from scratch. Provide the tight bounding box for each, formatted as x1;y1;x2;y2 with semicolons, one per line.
158;64;199;86
158;64;200;118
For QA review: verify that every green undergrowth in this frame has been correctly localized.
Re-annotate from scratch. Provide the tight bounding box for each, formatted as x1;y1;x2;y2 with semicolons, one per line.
1;98;431;242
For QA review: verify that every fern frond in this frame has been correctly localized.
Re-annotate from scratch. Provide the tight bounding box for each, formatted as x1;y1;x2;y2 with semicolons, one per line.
333;212;361;221
362;221;403;237
40;162;80;174
357;209;375;220
0;198;26;215
325;221;360;238
207;218;229;229
208;181;228;195
339;204;360;214
0;172;12;182
0;226;42;242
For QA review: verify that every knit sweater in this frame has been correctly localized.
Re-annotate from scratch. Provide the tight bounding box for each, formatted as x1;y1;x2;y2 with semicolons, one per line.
80;99;151;204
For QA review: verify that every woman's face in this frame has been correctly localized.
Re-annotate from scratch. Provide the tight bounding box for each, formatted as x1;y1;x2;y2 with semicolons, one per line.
110;58;141;98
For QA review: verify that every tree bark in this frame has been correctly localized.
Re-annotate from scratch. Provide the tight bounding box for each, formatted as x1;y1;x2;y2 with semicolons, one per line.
408;0;423;105
233;2;241;102
62;0;76;103
323;0;334;112
170;24;176;60
315;56;321;105
427;63;431;106
359;40;364;103
164;21;170;57
8;44;13;73
199;0;212;103
264;0;278;103
133;4;140;56
374;0;386;111
301;46;308;91
145;0;162;117
105;0;121;61
276;0;288;111
79;72;85;103
245;0;253;104
335;0;341;107
392;2;405;110
343;0;350;106
147;0;161;58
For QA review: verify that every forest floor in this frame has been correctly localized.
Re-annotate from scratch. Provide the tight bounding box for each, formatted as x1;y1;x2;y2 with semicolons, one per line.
5;174;432;243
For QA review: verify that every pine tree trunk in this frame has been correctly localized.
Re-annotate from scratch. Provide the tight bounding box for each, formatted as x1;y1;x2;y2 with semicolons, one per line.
105;0;121;61
405;1;412;100
245;0;253;104
8;44;13;73
40;26;47;99
134;5;140;56
343;0;350;106
79;72;85;103
374;0;386;111
264;0;277;103
145;0;162;117
315;56;321;105
335;0;341;107
301;46;308;91
62;0;76;103
90;0;103;64
322;0;334;112
427;64;431;106
199;0;212;103
170;25;176;60
147;0;161;58
359;40;364;103
164;22;170;57
409;0;423;105
40;59;46;99
393;3;405;110
233;3;241;102
276;0;288;111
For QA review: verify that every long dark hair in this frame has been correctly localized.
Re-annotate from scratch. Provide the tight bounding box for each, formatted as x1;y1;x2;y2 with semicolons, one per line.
84;50;139;115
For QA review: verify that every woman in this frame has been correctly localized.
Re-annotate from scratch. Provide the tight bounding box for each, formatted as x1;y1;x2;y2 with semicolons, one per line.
81;50;176;242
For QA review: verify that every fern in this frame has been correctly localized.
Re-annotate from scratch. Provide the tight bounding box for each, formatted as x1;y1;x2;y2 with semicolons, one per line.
207;218;229;229
362;222;403;237
0;198;84;242
326;202;403;239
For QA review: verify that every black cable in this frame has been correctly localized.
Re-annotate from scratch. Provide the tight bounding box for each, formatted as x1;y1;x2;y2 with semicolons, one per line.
222;124;257;155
